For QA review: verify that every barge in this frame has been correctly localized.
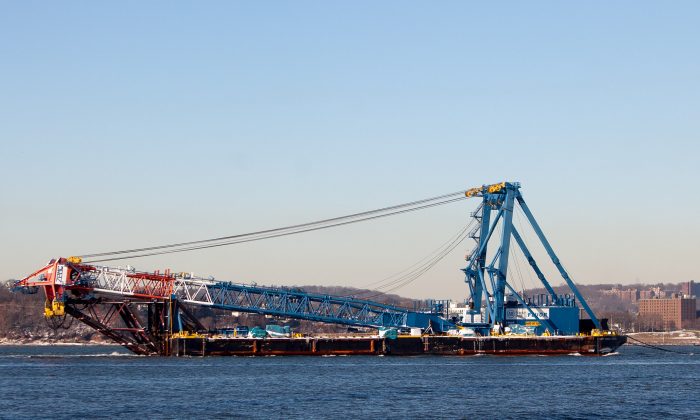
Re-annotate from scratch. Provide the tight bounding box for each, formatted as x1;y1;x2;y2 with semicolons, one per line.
170;334;626;357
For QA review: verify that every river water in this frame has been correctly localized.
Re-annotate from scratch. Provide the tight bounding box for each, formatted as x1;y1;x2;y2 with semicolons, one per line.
1;344;697;419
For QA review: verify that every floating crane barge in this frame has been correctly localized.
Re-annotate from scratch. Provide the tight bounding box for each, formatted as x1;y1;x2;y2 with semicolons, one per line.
10;182;626;356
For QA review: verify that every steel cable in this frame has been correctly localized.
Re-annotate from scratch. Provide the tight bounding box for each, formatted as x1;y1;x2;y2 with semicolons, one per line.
78;189;467;259
360;221;474;289
83;196;467;263
357;225;471;300
369;226;471;292
626;335;694;355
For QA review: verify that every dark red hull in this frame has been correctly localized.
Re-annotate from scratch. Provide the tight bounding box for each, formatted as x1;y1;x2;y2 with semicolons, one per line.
169;335;626;357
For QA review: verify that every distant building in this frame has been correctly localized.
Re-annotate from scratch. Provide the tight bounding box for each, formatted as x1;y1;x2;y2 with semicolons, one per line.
680;281;700;310
619;288;639;303
638;297;697;330
639;289;655;300
603;287;639;302
680;280;700;297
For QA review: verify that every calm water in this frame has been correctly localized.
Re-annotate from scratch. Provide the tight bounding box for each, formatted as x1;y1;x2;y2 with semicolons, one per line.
0;344;698;419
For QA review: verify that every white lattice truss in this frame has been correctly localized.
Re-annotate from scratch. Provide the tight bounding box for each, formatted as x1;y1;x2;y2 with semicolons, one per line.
75;265;411;328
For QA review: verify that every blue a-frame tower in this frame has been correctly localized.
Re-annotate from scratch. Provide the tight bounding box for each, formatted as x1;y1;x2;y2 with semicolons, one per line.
462;182;601;334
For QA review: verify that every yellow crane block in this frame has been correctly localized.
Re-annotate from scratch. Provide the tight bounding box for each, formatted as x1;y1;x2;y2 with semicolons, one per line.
44;300;65;317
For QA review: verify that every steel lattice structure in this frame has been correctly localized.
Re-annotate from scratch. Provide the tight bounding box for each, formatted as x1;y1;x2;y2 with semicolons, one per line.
77;264;431;329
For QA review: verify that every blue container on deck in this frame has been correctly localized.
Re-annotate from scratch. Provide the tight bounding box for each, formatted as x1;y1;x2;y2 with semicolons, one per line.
266;325;291;337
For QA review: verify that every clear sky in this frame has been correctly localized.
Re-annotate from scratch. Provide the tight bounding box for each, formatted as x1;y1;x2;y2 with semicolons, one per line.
1;2;698;300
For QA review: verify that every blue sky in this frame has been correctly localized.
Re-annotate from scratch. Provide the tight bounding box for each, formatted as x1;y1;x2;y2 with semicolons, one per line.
1;2;698;299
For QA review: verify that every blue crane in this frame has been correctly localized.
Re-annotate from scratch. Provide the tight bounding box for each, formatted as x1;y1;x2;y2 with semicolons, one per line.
10;182;602;351
463;182;600;334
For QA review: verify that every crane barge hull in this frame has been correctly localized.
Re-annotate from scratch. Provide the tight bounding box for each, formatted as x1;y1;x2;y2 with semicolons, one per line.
169;335;626;357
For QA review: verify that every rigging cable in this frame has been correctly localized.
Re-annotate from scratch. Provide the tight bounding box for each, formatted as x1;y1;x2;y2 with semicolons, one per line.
360;220;475;289
358;224;472;300
369;226;471;293
510;244;526;295
83;196;467;263
514;206;537;289
625;335;694;355
79;189;468;260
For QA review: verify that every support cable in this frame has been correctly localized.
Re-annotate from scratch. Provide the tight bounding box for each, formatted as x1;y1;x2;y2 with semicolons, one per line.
358;226;471;300
82;196;468;263
514;207;537;289
510;245;526;295
361;220;475;289
626;335;694;355
369;226;470;292
79;190;468;260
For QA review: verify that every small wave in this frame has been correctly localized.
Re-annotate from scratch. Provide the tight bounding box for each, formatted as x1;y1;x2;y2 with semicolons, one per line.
603;352;621;357
36;342;95;346
568;352;582;357
0;342;94;347
87;351;137;357
25;352;141;358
